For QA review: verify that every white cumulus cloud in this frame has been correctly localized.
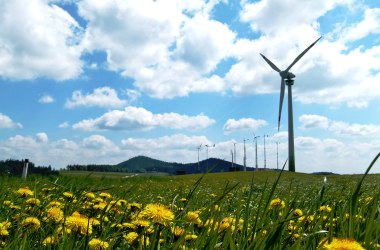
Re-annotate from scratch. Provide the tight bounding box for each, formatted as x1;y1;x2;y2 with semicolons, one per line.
299;114;329;129
72;106;215;131
0;113;22;129
223;118;267;134
0;0;83;80
65;87;127;109
39;95;54;104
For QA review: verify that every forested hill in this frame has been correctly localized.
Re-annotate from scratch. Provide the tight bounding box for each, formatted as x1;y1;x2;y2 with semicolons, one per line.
0;159;58;176
66;155;249;174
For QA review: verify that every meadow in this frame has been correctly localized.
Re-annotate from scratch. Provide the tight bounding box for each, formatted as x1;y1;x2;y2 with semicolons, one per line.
0;154;379;249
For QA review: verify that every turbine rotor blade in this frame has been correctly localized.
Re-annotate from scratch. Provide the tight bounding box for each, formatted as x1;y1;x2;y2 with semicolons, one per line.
278;78;285;131
260;53;281;73
285;36;322;72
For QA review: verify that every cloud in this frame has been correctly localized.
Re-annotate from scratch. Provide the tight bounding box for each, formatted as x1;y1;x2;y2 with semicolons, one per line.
78;0;235;98
0;0;83;80
65;87;127;109
36;132;48;143
299;114;329;129
72;106;215;131
0;113;22;129
121;134;210;150
58;121;70;128
39;95;54;104
330;121;380;136
223;118;267;134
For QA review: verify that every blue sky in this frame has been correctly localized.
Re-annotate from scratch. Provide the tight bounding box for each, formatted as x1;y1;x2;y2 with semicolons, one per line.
0;0;380;174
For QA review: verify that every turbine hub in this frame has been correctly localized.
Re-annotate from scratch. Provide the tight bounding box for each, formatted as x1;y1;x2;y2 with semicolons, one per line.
280;71;295;79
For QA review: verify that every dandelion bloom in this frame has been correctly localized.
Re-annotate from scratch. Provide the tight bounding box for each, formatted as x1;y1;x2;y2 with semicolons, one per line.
99;192;112;199
186;211;202;225
44;207;64;223
26;198;41;206
319;205;332;213
42;236;56;246
22;217;41;230
318;237;364;250
293;208;303;217
269;198;285;209
66;212;93;235
139;204;174;225
172;226;185;237
124;232;138;244
0;221;10;236
88;238;109;250
17;187;34;197
185;234;198;241
63;191;75;199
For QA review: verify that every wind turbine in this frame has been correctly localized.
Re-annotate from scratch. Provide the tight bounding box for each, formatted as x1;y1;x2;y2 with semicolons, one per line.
260;36;321;172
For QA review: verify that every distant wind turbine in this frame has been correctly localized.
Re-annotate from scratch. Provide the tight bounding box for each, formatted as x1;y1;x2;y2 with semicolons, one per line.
260;36;321;172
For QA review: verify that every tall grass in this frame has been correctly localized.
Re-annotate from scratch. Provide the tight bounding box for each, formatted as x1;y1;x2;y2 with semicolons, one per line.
0;153;379;249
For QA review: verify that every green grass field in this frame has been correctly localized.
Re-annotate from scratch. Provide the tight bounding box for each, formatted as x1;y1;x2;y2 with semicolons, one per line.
1;157;380;249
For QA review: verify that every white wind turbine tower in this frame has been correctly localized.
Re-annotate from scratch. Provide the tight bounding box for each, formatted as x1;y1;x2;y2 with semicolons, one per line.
260;37;321;172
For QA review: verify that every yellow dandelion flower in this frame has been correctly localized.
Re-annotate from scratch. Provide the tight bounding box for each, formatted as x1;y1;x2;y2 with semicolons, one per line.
56;226;71;235
10;204;21;210
172;226;185;237
26;198;41;206
139;204;174;225
63;191;74;199
88;238;109;250
42;236;56;246
186;211;201;224
84;192;96;199
128;202;142;211
3;200;12;206
45;207;64;223
132;219;150;228
99;192;112;199
118;199;127;206
210;193;216;198
318;237;365;250
180;198;187;203
66;213;93;235
185;234;198;241
319;205;332;213
269;198;285;209
122;222;137;230
124;232;139;245
22;217;41;230
48;201;64;208
364;196;373;204
293;208;303;217
42;187;56;194
16;187;34;197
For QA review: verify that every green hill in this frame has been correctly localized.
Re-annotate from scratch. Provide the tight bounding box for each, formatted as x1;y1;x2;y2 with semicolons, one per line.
117;155;176;173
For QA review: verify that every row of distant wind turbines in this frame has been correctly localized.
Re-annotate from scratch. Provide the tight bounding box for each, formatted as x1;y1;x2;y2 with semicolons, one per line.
199;36;322;173
197;134;277;171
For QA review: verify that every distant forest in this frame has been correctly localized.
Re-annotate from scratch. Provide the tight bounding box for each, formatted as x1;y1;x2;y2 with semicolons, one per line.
66;164;128;172
0;159;58;176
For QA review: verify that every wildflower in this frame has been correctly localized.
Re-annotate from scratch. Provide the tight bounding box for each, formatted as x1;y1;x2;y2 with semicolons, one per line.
63;191;75;199
172;226;185;237
180;198;187;203
319;205;332;213
122;222;136;230
318;237;365;249
124;232;138;244
22;217;41;230
269;198;285;209
42;187;55;194
99;192;112;199
210;193;216;198
128;202;142;211
88;238;109;250
219;217;236;232
132;219;150;228
84;192;96;199
44;207;64;223
42;236;56;246
293;208;303;217
26;198;41;206
16;187;33;197
186;211;202;225
185;234;198;241
48;201;64;208
139;204;174;225
3;200;12;206
66;212;93;235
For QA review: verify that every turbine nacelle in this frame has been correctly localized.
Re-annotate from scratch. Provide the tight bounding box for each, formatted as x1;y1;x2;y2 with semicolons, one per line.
280;71;295;80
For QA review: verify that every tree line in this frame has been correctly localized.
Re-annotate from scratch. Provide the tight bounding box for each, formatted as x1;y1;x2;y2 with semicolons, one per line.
0;159;58;176
66;164;129;172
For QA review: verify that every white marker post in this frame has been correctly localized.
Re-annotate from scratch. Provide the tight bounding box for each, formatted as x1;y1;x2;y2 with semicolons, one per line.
21;159;29;179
